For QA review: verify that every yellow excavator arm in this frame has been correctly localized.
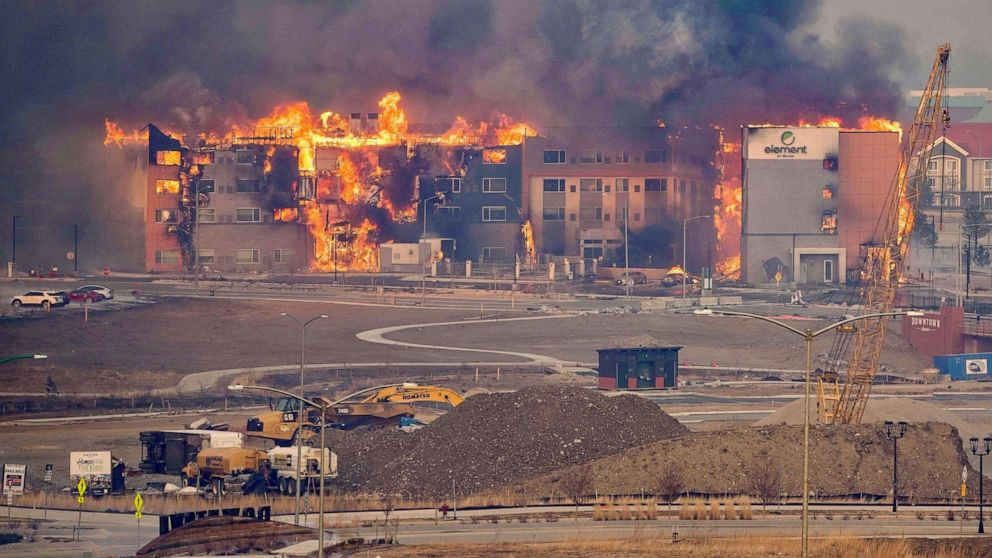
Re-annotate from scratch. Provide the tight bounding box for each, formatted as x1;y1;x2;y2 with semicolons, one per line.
360;384;464;406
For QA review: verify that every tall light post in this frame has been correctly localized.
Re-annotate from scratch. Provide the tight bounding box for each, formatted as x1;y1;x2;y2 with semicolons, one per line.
229;384;330;558
421;193;443;239
279;313;328;525
11;215;21;276
682;215;712;306
883;421;907;513
694;308;924;558
971;436;992;534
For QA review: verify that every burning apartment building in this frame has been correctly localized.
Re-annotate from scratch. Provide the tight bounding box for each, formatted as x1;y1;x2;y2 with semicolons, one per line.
740;125;900;285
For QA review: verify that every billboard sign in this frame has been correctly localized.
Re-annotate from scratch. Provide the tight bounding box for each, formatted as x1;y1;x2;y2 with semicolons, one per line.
966;358;988;375
3;464;26;495
745;127;839;160
70;451;112;477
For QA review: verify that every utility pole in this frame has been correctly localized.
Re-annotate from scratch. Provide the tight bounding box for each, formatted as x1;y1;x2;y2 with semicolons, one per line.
73;224;78;273
193;181;199;294
624;198;629;298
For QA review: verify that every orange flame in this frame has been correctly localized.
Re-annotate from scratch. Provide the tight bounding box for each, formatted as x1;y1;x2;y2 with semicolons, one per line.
521;220;536;266
273;208;298;222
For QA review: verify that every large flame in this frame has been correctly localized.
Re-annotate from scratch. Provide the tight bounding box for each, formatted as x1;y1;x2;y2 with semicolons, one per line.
521;220;537;266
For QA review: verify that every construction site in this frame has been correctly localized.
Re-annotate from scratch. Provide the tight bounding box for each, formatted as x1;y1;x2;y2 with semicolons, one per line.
4;2;992;557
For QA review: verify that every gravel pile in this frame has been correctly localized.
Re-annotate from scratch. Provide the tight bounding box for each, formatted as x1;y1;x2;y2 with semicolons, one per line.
327;385;688;498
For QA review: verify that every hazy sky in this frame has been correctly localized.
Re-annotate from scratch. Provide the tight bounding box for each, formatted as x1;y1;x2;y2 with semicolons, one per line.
818;0;991;89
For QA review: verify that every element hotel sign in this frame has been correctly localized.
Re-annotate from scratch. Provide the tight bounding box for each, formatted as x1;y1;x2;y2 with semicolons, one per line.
745;127;839;161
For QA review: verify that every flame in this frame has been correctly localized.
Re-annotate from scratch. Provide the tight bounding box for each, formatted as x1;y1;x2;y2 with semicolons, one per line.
274;208;298;222
521;220;536;266
715;255;741;277
666;264;688;277
714;133;742;279
856;116;903;141
104;119;149;147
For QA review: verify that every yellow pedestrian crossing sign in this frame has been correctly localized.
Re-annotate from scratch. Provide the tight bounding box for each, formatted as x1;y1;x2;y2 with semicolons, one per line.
134;492;144;519
76;478;87;505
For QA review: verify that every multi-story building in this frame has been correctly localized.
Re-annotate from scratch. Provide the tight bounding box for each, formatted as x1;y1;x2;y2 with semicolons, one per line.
741;126;899;285
920;125;992;209
522;127;716;266
144;125;305;273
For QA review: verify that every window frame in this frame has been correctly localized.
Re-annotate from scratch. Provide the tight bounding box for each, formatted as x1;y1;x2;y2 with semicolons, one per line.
542;178;566;193
542;207;566;221
482;177;508;193
543;150;566;164
236;179;261;193
482;206;507;222
235;248;261;264
273;249;296;264
235;208;262;223
197;208;216;223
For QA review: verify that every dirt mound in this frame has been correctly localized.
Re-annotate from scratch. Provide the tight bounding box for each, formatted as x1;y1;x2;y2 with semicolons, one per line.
327;385;688;498
516;422;975;501
757;397;985;469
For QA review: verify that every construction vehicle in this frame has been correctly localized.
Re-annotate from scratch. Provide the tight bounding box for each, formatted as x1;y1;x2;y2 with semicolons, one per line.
181;446;337;495
817;44;951;424
245;383;462;445
139;430;243;475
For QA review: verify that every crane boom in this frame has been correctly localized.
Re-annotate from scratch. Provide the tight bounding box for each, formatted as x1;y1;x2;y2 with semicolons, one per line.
817;44;951;425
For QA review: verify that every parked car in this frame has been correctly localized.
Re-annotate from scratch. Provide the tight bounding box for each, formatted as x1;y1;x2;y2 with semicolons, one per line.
69;288;103;303
10;290;68;309
75;285;113;300
615;271;647;286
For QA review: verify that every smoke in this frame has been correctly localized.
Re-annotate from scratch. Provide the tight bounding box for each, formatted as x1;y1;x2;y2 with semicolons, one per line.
0;0;913;270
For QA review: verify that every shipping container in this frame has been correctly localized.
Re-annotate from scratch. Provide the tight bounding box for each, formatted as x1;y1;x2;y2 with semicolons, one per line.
933;352;992;381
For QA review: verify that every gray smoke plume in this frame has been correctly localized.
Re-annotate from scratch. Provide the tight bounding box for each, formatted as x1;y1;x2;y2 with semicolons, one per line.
0;0;912;271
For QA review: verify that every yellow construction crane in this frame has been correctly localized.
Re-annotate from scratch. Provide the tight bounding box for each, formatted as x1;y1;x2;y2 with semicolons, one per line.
818;44;951;424
359;383;464;406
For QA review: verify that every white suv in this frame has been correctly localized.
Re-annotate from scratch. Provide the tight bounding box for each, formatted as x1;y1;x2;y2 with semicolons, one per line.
11;291;65;309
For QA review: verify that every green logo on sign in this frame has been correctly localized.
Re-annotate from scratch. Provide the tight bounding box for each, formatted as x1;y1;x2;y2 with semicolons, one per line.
780;131;796;145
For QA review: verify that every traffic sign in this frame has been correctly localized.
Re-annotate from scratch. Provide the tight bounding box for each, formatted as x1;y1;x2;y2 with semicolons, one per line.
44;464;53;484
76;477;87;505
134;492;144;519
2;464;26;496
66;251;75;261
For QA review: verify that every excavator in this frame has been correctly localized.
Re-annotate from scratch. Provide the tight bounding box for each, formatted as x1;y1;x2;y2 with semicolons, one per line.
817;44;951;424
245;383;463;445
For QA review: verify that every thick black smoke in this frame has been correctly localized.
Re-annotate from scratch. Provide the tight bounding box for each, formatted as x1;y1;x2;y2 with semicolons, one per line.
0;0;913;270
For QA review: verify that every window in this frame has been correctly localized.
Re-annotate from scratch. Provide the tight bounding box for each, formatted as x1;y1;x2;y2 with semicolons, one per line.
927;177;935;189
482;206;507;221
154;209;176;223
645;178;666;192
579;207;601;220
197;249;216;265
583;247;604;259
947;160;958;171
824;260;834;282
634;184;641;193
236;179;260;193
928;160;938;170
236;150;254;165
985;160;991;171
482;177;507;193
822;185;834;199
634;213;641;221
645;150;663;163
605;185;611;193
155;250;179;264
619;207;629;221
155;179;180;194
542;207;565;221
197;179;215;193
543;178;566;192
483;149;507;164
482;247;507;261
821;210;838;234
942;193;960;207
615;151;630;164
579;178;603;192
197;208;216;223
543;150;566;164
604;213;611;222
986;177;992;189
438;206;461;219
156;151;181;166
569;213;576;221
617;178;629;192
236;249;260;264
678;180;686;193
274;249;296;263
236;208;261;223
436;177;461;193
580;150;604;164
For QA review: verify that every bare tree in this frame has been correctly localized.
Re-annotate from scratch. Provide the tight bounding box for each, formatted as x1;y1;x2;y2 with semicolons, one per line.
559;467;595;521
656;462;685;516
750;459;783;513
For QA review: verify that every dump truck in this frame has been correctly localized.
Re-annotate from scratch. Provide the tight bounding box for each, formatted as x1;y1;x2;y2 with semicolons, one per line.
70;451;125;496
181;447;268;495
182;446;338;495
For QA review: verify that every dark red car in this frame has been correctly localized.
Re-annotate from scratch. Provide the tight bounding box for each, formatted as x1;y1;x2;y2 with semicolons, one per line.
68;289;104;303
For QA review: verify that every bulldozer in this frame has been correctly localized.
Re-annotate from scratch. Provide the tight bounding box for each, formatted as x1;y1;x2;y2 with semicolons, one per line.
245;383;463;446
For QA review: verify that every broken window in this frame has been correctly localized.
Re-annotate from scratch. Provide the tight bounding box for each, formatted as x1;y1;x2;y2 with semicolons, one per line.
822;184;834;199
482;178;507;193
197;179;215;193
821;210;838;234
543;150;566;164
436;177;461;193
483;149;507;164
156;151;181;166
153;209;176;223
197;208;216;223
236;150;254;165
236;208;261;223
155;180;180;195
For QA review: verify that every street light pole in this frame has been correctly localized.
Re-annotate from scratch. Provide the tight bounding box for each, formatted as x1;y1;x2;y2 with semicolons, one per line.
682;215;712;307
280;313;328;526
971;437;992;534
694;308;923;558
11;215;20;273
229;384;330;557
884;421;907;513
